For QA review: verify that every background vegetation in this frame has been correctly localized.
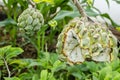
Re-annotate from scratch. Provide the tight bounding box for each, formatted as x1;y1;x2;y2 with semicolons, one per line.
0;0;120;80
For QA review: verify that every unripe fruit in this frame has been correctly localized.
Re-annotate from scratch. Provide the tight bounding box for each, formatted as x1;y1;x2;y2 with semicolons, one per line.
17;8;44;35
56;17;118;64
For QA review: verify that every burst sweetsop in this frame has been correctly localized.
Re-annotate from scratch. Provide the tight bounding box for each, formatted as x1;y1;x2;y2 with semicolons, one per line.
17;8;44;35
56;17;118;64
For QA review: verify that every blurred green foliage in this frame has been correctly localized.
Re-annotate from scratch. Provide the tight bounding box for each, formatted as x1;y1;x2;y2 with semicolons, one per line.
0;0;120;80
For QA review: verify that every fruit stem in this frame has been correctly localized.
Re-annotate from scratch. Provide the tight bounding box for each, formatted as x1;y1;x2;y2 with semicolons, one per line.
29;0;36;8
72;0;88;20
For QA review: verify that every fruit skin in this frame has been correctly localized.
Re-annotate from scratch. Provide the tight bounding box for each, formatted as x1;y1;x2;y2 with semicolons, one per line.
17;8;44;36
56;17;118;64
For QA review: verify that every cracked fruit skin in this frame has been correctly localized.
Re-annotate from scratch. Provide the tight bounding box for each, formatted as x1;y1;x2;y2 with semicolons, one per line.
56;17;118;64
17;8;44;36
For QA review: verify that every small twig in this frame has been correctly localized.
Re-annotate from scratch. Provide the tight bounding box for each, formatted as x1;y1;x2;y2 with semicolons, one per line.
29;0;36;8
72;0;87;20
3;58;11;77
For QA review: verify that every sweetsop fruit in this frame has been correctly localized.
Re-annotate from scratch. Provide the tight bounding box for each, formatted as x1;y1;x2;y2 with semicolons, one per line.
56;17;118;64
17;8;44;35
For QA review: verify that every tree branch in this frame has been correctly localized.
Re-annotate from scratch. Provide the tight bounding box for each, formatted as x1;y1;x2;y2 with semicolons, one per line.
72;0;87;19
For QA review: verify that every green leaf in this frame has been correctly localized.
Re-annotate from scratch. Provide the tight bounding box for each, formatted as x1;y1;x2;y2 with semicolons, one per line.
92;72;99;80
54;0;69;6
67;65;84;79
85;61;99;72
48;73;56;80
0;18;17;27
18;72;32;80
86;8;99;17
5;47;23;60
0;59;4;66
0;45;23;60
104;74;112;80
54;7;98;20
28;61;42;68
54;10;80;20
40;70;48;80
9;59;28;68
32;74;39;80
117;68;120;73
110;60;120;70
98;66;112;80
113;0;120;4
105;0;110;8
52;60;66;72
4;77;20;80
50;53;59;64
112;73;120;80
71;72;83;79
0;45;11;58
53;60;62;68
100;13;120;27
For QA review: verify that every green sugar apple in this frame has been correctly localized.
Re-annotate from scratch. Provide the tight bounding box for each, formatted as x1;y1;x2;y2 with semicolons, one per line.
17;8;44;35
56;17;118;64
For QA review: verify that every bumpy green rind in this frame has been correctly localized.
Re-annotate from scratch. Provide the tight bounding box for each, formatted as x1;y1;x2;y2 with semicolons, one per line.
56;17;118;64
17;8;44;35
